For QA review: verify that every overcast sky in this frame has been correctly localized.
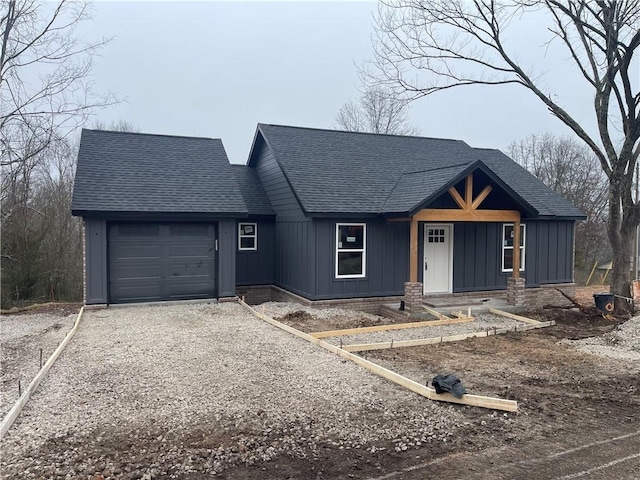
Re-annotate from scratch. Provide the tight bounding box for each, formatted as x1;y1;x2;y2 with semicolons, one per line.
81;1;599;164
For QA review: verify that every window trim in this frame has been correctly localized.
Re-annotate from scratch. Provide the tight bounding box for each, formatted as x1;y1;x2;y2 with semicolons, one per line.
335;223;366;279
501;223;526;273
238;222;258;251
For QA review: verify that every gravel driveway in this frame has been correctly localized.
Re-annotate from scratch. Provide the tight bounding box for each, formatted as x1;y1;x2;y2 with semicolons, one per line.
1;302;471;478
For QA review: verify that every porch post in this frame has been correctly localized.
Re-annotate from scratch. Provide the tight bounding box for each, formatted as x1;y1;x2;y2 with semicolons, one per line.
404;217;423;313
508;216;526;307
410;217;418;282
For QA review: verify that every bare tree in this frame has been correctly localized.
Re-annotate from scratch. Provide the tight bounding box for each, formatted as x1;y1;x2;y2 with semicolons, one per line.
509;133;610;280
93;119;140;132
1;0;116;306
371;1;640;305
1;0;115;172
336;87;419;135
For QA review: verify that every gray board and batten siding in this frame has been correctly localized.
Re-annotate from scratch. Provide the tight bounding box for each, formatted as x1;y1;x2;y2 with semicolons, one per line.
248;124;582;301
231;164;277;287
436;220;575;293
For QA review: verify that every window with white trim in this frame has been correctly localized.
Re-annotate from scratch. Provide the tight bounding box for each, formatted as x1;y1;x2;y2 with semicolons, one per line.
238;223;257;250
336;223;366;278
502;223;525;272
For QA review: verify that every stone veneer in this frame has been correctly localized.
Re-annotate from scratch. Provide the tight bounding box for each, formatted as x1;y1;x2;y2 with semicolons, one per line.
235;282;577;314
507;277;526;306
403;282;423;313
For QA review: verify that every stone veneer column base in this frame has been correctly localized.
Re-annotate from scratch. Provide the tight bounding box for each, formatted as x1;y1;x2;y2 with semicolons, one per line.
507;277;526;307
404;282;423;313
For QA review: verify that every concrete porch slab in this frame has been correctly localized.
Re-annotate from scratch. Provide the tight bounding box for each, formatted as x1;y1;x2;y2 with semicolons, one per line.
382;297;526;320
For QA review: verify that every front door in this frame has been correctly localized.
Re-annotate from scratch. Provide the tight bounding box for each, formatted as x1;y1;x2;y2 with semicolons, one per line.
423;224;452;294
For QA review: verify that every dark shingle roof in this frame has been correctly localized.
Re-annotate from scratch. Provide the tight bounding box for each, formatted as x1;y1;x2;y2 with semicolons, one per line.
231;165;275;216
72;129;247;215
251;124;585;219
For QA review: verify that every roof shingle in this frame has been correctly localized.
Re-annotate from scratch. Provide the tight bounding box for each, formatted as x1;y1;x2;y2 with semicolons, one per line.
252;124;585;219
72;129;247;215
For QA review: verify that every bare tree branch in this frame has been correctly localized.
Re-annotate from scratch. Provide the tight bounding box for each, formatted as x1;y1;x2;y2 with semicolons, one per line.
335;86;420;135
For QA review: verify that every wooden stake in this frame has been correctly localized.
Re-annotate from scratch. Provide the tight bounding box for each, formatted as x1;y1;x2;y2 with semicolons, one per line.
309;317;474;339
238;299;518;412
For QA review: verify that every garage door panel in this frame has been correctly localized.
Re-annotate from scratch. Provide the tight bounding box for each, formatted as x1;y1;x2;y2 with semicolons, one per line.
111;264;162;281
109;223;217;303
167;261;214;277
110;244;162;260
167;243;215;258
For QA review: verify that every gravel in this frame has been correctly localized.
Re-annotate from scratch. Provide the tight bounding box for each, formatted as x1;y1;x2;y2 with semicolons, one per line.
0;302;488;478
561;316;640;363
325;314;525;346
259;301;528;345
0;312;76;418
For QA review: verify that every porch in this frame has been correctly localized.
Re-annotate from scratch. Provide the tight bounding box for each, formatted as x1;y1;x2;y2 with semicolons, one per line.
393;171;526;313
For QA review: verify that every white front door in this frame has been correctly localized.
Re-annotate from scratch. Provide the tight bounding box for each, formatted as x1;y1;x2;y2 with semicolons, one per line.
423;224;453;294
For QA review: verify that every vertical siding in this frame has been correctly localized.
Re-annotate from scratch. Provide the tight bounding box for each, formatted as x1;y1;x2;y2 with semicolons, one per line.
253;143;306;220
236;221;276;285
453;223;507;292
534;220;574;284
218;219;236;297
314;219;408;299
85;218;108;304
451;220;575;292
274;221;315;297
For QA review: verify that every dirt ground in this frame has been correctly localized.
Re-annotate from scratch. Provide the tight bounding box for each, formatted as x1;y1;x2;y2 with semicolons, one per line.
1;299;639;479
229;308;640;479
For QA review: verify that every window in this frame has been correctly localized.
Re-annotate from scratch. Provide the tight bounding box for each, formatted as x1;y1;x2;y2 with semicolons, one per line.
427;228;446;243
336;223;366;278
238;223;257;250
502;223;525;272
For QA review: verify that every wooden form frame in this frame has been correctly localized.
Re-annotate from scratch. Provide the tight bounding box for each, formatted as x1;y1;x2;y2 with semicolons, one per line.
405;173;521;282
309;316;474;339
341;320;555;352
1;307;85;439
489;308;542;325
238;299;517;412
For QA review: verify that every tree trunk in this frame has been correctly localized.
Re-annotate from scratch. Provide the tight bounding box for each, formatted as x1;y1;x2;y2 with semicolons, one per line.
607;179;636;312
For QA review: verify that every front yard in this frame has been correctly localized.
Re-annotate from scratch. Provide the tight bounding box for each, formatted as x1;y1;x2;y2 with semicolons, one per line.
1;301;638;479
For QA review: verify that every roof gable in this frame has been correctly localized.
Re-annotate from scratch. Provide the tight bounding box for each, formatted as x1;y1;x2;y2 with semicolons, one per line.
250;124;585;219
72;129;247;216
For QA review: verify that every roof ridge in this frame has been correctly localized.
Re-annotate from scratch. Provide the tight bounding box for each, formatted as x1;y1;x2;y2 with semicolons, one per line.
258;123;467;143
403;161;472;175
83;128;220;142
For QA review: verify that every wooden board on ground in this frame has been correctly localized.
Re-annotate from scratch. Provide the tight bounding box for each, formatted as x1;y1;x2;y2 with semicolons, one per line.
341;321;555;352
489;308;542;325
421;306;451;320
238;299;518;412
309;316;474;339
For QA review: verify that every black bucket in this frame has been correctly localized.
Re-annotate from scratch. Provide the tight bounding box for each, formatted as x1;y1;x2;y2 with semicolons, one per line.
593;293;615;313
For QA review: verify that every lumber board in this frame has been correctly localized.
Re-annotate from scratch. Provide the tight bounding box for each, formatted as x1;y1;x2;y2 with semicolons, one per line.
341;320;555;352
309;317;474;339
238;299;518;412
489;308;542;325
421;306;450;320
0;306;85;439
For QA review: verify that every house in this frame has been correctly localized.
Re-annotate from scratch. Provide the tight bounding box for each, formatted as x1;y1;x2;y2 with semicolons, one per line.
71;125;585;311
